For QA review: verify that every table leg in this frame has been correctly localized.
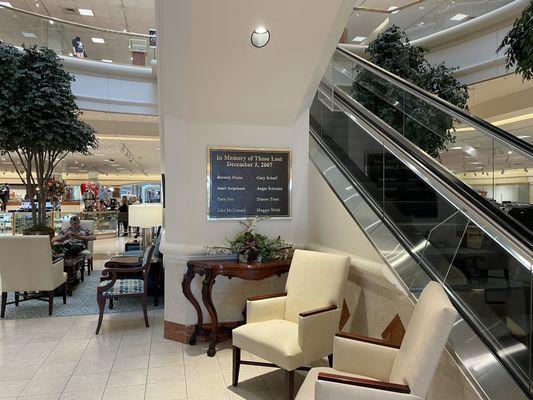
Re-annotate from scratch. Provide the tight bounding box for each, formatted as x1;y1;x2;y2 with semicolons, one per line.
181;267;202;345
201;270;218;357
152;262;160;307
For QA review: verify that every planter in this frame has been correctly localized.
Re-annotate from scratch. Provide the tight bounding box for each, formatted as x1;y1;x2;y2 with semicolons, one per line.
238;254;262;264
23;226;55;240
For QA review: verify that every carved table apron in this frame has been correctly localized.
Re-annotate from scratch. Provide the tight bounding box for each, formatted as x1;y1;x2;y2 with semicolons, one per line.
182;258;290;356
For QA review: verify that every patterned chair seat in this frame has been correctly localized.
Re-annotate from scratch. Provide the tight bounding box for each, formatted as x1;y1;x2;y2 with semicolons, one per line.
100;279;144;296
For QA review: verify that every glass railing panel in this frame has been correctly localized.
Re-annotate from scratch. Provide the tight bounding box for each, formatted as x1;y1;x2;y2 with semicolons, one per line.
0;5;155;67
310;93;384;209
312;88;533;393
331;49;533;241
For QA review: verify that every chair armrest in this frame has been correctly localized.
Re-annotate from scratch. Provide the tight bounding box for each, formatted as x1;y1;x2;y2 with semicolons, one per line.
246;293;287;324
332;333;399;381
315;373;416;400
248;292;287;301
298;305;340;364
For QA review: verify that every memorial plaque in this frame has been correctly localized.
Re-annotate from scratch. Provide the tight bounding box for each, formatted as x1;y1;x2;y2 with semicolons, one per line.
207;147;291;219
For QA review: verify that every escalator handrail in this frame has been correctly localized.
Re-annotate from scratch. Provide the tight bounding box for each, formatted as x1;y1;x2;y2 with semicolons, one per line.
318;80;533;262
336;46;533;159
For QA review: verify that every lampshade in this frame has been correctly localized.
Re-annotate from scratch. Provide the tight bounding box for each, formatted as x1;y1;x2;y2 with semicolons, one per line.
128;204;163;228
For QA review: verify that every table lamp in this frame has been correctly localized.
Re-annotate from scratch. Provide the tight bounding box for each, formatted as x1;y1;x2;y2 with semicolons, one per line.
129;204;163;250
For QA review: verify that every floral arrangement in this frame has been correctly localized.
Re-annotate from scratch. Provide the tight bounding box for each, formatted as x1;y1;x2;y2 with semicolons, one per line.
47;177;67;204
208;218;292;263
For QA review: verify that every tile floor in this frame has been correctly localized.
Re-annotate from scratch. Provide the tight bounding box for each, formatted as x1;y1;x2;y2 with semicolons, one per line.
0;310;309;399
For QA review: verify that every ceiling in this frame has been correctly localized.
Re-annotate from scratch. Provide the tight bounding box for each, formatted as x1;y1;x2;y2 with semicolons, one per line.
0;111;161;183
347;0;512;44
3;0;155;33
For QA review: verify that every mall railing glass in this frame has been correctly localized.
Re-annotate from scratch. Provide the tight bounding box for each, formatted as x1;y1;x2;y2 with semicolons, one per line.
312;47;533;398
0;4;155;67
349;0;514;42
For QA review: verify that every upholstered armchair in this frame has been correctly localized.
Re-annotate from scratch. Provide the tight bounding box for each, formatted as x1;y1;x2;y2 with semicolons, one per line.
295;282;458;400
0;236;67;317
232;249;351;399
61;220;94;276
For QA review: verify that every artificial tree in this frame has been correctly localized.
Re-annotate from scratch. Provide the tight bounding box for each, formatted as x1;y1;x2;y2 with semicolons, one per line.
498;1;533;81
351;26;469;157
0;44;97;232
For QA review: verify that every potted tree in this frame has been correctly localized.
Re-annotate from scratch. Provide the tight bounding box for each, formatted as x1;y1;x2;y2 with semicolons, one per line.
498;1;533;81
351;26;469;157
0;44;97;236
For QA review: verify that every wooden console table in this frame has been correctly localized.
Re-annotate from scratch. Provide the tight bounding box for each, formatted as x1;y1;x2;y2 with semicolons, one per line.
183;258;291;356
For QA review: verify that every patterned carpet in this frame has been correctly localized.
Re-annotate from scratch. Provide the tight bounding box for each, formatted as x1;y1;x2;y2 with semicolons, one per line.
2;272;162;319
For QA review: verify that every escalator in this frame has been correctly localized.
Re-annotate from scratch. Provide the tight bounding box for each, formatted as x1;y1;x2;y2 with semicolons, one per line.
310;47;533;399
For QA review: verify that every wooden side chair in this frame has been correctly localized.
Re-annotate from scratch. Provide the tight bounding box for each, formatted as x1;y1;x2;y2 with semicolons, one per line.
95;244;155;334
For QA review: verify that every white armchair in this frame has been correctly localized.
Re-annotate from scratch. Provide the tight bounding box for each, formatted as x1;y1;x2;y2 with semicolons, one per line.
232;249;350;399
295;282;458;400
0;236;67;317
61;219;95;277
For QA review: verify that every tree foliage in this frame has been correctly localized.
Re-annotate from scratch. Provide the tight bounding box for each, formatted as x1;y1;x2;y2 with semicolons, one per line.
351;26;469;157
0;44;98;227
498;1;533;81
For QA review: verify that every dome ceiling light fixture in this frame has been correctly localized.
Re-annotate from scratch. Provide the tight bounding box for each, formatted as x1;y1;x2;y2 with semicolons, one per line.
251;26;270;48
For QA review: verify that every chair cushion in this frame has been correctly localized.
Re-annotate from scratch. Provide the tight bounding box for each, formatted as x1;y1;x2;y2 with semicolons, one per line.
232;319;303;371
100;279;144;296
295;367;379;400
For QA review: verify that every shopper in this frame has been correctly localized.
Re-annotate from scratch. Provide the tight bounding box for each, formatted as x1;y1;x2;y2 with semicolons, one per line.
118;196;129;236
72;36;86;58
52;216;96;255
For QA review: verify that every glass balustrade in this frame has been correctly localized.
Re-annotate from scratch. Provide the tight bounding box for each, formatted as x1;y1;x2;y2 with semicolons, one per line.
327;49;533;238
310;87;533;394
0;5;155;67
347;0;514;44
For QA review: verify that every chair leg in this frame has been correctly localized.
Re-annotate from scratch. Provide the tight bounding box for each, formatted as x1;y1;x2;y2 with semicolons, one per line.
14;292;19;306
87;259;91;276
142;296;149;328
90;258;93;273
109;298;114;310
48;291;54;316
232;346;241;387
328;354;333;368
1;292;7;318
95;296;106;335
62;283;67;305
286;370;295;400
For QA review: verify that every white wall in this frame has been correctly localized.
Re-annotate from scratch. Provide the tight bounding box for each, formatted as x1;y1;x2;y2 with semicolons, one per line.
156;0;353;329
161;114;310;326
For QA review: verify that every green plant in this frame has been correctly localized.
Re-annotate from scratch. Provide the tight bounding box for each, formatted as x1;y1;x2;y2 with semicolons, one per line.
0;44;98;227
498;1;533;80
351;26;469;157
208;218;292;262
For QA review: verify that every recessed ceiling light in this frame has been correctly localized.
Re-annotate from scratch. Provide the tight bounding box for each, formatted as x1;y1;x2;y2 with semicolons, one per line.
251;26;270;48
21;32;37;38
0;2;12;7
91;37;105;44
101;59;113;63
48;20;54;25
450;13;468;21
518;135;531;139
352;36;366;42
450;146;462;150
388;6;399;14
469;162;483;165
78;8;94;16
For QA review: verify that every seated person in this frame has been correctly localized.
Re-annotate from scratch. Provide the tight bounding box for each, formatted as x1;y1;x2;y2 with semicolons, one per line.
52;216;96;255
